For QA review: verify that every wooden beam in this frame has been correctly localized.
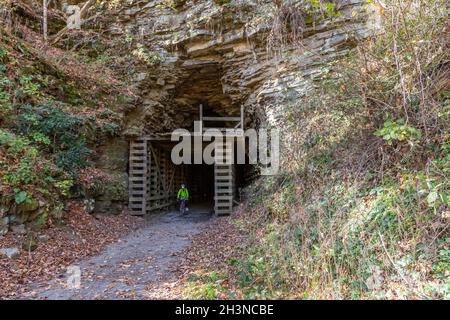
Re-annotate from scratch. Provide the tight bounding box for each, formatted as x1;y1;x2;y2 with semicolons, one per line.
149;143;167;193
203;116;241;121
199;104;203;134
241;105;244;130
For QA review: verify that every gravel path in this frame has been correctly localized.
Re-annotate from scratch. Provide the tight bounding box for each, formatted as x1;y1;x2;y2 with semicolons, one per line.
24;206;213;300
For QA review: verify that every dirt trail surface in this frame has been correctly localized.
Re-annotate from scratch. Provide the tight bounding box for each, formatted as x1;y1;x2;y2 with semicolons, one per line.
24;207;213;300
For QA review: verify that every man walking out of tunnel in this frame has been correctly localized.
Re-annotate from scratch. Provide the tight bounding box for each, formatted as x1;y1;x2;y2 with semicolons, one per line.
177;183;189;215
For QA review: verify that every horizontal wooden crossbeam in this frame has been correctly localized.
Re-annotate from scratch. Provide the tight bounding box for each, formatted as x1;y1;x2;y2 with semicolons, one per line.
203;116;241;121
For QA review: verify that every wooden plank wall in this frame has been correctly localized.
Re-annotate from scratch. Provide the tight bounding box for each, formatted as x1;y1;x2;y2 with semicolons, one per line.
130;138;236;216
129;140;186;215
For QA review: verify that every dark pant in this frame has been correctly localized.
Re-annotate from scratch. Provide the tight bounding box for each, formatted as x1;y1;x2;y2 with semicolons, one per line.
179;199;186;214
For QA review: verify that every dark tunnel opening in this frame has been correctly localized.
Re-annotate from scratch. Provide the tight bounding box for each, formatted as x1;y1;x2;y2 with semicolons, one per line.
128;59;257;216
128;135;256;216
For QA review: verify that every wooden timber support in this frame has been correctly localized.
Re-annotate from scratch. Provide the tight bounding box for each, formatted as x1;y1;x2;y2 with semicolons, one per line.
128;139;148;215
129;139;185;215
201;104;244;137
214;140;235;216
129;104;244;216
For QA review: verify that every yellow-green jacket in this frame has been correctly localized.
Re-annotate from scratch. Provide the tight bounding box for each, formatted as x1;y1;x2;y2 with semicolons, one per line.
177;187;189;200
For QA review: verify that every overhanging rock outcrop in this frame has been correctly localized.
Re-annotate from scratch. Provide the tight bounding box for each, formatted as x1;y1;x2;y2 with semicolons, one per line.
109;0;382;135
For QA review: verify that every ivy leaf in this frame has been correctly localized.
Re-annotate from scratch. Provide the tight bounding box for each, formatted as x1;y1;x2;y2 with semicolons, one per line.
15;191;29;204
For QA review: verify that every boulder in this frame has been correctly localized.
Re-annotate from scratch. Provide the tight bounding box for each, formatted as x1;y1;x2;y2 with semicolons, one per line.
94;199;111;213
0;247;20;259
37;234;50;243
8;214;26;225
110;202;124;215
11;224;26;235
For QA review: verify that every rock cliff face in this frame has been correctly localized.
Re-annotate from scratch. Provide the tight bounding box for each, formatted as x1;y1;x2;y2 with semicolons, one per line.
87;0;382;209
106;0;381;135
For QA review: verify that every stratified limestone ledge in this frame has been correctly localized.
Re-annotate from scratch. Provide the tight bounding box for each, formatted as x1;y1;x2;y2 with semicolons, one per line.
112;0;381;133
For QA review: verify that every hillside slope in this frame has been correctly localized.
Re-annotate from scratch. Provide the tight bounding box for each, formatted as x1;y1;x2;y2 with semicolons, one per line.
182;0;449;299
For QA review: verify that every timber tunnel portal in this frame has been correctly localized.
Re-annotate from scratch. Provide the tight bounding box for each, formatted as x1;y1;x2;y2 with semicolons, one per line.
128;106;255;216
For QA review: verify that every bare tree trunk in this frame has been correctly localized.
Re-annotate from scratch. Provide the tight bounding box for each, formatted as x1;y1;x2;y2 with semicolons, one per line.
43;0;48;43
52;0;95;45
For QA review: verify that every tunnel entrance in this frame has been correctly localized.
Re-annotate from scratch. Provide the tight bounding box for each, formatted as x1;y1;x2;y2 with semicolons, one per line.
128;106;248;216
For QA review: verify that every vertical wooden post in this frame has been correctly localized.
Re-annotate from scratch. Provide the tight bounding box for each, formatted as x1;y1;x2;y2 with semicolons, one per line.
149;142;158;212
146;140;151;214
128;139;148;215
199;104;203;134
240;105;244;130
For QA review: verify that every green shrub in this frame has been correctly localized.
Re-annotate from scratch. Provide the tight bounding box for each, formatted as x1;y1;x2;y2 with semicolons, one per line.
18;75;42;98
56;141;91;176
0;129;73;214
0;66;12;118
375;118;422;145
0;47;9;63
16;103;92;176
